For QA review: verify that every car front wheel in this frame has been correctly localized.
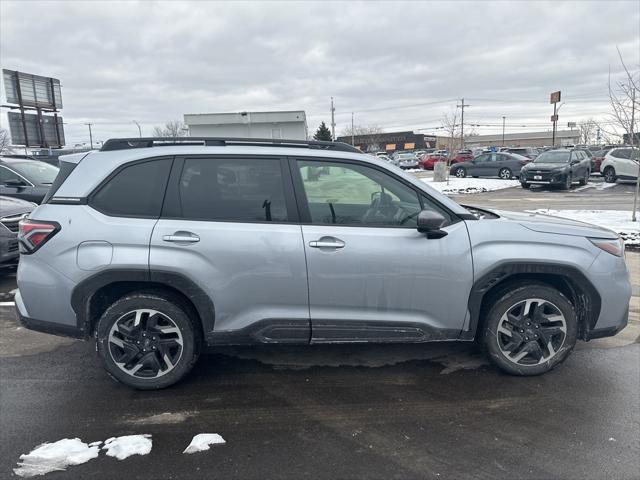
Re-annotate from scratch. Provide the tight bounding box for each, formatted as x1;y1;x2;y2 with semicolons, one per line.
96;292;200;390
481;283;577;376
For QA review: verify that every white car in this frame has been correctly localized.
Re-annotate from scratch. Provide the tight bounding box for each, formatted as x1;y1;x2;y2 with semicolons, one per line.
600;147;639;183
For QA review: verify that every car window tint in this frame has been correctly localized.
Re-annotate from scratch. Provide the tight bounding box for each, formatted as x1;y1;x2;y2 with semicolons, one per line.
0;166;24;184
91;158;172;217
612;149;629;159
475;154;489;162
177;157;288;222
298;160;423;227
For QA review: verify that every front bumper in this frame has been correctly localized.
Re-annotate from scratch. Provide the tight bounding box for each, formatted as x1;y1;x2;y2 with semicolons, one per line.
521;171;568;185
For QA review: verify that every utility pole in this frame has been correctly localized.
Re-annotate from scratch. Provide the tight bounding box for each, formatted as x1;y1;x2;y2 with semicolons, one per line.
631;87;638;222
596;126;601;145
133;120;142;137
457;98;468;150
351;112;355;146
85;123;94;149
552;102;557;147
330;97;336;141
502;116;506;147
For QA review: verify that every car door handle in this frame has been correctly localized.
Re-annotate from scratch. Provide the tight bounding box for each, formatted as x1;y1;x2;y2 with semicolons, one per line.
309;239;345;249
163;233;200;243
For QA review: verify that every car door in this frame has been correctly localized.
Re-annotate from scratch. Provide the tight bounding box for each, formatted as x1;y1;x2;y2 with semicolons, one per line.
0;165;36;201
149;155;310;342
292;157;473;343
615;149;639;178
468;153;488;176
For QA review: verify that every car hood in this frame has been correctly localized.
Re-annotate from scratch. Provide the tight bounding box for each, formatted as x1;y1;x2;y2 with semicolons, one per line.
471;207;618;239
0;196;34;217
523;162;568;171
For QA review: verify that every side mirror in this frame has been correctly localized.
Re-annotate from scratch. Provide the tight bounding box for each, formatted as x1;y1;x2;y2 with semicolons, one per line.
417;210;448;238
3;178;27;188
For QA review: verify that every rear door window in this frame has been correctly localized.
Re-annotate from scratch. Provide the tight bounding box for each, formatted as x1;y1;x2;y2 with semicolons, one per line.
90;158;172;217
175;157;290;222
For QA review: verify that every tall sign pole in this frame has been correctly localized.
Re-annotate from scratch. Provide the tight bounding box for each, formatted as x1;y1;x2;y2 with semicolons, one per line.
351;112;355;146
550;91;561;147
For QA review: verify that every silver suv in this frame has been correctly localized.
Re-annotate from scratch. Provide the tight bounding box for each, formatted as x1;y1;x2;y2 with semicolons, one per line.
15;137;631;389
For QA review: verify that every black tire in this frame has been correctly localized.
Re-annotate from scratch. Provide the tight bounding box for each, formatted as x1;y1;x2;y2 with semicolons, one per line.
96;292;201;390
481;283;577;376
579;171;588;186
603;166;617;183
560;174;572;190
521;182;530;189
498;167;512;180
454;167;467;178
472;176;479;178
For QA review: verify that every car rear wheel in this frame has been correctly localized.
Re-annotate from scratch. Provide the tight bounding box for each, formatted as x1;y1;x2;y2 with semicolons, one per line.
481;284;577;376
96;292;200;389
603;166;617;183
498;168;512;180
454;167;467;178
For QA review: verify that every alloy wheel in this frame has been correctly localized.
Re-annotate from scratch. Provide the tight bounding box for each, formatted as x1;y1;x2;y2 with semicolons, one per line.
496;299;567;366
108;309;184;378
455;168;466;178
499;168;512;179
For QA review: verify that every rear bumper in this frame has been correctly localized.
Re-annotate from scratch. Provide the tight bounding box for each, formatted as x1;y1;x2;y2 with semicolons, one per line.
14;289;85;339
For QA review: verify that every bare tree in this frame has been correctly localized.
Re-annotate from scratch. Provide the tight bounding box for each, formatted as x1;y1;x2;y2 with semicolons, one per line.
440;108;460;153
577;119;598;144
152;120;188;138
0;128;13;154
608;46;639;220
339;124;385;151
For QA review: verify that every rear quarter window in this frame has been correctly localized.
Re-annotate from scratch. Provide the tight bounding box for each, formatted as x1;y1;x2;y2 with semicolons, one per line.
89;158;172;217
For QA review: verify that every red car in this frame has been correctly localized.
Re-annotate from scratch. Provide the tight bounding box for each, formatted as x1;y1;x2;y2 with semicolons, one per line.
451;150;474;163
419;154;448;170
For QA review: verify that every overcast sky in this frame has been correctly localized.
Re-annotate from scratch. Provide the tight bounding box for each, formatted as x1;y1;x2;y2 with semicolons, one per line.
1;0;639;146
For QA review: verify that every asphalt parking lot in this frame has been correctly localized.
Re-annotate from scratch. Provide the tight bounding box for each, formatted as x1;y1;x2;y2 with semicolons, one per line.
1;181;639;480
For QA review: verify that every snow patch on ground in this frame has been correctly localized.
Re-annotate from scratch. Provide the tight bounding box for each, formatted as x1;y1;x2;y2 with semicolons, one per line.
422;177;520;195
102;435;152;460
13;438;100;478
183;434;226;454
530;209;640;247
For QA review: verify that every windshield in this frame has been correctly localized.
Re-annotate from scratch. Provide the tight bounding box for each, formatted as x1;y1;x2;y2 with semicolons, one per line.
9;161;59;184
534;151;570;163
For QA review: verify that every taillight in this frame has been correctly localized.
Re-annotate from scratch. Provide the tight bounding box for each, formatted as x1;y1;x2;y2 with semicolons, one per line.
18;219;60;253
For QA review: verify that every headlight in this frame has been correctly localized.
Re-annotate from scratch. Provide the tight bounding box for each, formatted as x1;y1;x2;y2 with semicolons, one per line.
589;237;624;257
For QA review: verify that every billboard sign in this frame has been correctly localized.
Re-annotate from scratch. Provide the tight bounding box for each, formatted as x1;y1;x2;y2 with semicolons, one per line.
8;112;65;147
550;91;561;104
3;69;63;110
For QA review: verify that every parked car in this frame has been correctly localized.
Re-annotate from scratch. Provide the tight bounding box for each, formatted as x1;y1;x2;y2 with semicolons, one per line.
574;148;595;170
419;153;449;170
451;149;474;163
449;152;530;179
590;148;610;173
600;147;639;183
504;147;539;160
15;137;630;389
0;157;59;204
395;152;419;169
520;149;591;189
0;196;34;267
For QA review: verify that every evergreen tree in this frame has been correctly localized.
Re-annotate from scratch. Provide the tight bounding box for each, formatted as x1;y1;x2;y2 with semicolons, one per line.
313;121;333;141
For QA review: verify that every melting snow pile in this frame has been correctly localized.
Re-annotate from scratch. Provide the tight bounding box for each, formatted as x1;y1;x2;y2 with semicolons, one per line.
423;177;520;195
530;209;640;247
103;434;153;460
183;434;226;454
13;438;101;478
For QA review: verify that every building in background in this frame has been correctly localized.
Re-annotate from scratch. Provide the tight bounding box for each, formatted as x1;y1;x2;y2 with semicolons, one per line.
465;130;580;148
183;110;308;140
336;131;436;153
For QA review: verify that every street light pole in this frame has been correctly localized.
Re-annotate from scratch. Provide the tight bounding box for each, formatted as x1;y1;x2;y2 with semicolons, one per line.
502;116;506;147
330;97;336;141
630;88;638;222
351;112;355;146
133;120;142;137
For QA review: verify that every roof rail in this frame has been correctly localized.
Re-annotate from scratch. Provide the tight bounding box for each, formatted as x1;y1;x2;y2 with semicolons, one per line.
100;137;363;153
